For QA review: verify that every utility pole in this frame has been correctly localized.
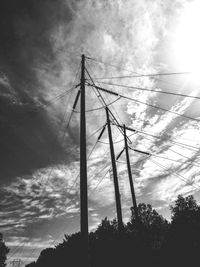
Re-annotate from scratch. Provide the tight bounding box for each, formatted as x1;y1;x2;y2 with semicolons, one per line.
80;54;89;266
123;125;140;225
106;107;123;231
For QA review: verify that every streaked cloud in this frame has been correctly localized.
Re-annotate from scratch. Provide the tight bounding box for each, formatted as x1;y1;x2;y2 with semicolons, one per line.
1;0;200;264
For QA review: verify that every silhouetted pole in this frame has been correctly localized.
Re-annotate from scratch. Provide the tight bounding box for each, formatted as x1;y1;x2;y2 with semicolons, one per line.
106;107;123;231
123;124;139;225
80;54;89;266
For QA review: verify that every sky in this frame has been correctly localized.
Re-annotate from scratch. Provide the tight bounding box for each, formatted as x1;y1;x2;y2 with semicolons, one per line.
1;0;200;265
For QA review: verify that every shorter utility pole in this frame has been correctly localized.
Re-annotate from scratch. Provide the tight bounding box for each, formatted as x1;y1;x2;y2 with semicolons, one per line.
106;107;123;231
123;125;140;225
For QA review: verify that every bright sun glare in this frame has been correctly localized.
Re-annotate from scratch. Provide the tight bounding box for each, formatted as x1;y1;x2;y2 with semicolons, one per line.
173;0;200;80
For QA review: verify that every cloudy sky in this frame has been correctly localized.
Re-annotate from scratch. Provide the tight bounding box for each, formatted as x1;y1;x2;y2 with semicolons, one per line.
1;0;200;265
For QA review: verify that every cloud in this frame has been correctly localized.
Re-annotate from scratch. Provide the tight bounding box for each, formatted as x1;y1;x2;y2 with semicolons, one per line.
0;0;82;184
2;0;200;263
0;164;81;236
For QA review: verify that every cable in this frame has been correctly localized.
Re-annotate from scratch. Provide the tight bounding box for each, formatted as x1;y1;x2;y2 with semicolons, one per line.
90;84;127;141
7;94;76;262
89;167;111;196
17;173;80;264
85;63;131;143
93;72;191;80
7;64;81;261
86;56;138;75
132;127;199;152
110;122;200;175
88;83;200;123
88;130;139;197
121;96;200;123
88;129;124;193
10;166;81;263
96;81;200;101
86;55;192;93
111;121;200;153
87;125;106;140
150;159;200;190
86;61;124;125
39;86;78;108
116;146;200;191
6;92;76;261
87;139;99;160
98;132;136;145
128;146;198;165
138;135;200;168
73;96;121;113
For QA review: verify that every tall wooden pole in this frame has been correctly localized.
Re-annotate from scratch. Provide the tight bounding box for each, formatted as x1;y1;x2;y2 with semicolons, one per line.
123;125;139;225
80;54;89;266
106;107;123;231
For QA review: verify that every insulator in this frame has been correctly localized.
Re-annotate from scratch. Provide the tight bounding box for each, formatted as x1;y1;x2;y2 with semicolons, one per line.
73;90;81;110
98;125;106;141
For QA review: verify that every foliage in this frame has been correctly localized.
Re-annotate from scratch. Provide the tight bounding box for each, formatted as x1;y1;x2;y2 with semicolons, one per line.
170;194;198;221
0;234;9;267
163;195;200;266
130;203;169;228
25;194;200;267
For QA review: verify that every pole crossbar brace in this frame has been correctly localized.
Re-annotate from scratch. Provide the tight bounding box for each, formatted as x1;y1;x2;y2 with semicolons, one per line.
86;75;131;143
129;147;151;156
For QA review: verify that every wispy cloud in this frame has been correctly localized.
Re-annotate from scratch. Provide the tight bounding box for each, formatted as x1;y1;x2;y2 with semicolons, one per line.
1;0;200;263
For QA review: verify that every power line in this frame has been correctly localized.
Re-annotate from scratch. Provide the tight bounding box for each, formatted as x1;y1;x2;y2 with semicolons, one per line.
98;132;136;145
86;61;124;126
85;66;130;143
7;91;75;260
88;83;200;123
128;146;197;165
73;97;121;113
85;62;132;146
89;167;111;196
86;56;138;74
117;147;200;191
96;81;200;101
7;94;76;262
39;86;79;108
88;128;126;194
87;125;106;140
109;122;200;176
86;55;193;95
7;64;81;261
150;159;200;191
139;135;200;168
92;72;190;80
112;122;200;152
20;173;80;264
134;128;199;152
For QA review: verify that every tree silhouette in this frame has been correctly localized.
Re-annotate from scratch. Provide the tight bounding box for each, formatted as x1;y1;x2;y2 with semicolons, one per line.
170;194;198;221
94;217;118;239
163;195;200;266
130;203;168;228
25;195;200;267
0;234;9;267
